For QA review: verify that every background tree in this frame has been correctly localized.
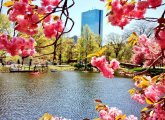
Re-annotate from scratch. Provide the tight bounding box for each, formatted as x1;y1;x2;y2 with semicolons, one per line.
123;20;157;39
106;33;126;60
0;14;11;35
76;26;101;64
32;28;55;61
58;38;77;64
0;14;11;60
0;0;75;63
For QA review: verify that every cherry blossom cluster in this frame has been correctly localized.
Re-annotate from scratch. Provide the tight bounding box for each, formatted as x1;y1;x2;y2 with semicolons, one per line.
95;100;137;120
131;78;165;104
51;116;69;120
0;34;36;57
39;113;70;120
99;108;138;120
8;0;63;38
91;56;120;78
41;0;59;7
155;29;165;49
130;74;165;119
103;0;162;29
131;34;162;67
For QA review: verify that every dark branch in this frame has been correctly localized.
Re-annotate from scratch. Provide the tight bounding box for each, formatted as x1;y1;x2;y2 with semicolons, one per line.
0;0;4;13
127;17;158;22
148;3;165;9
34;52;54;58
38;0;75;49
135;55;163;75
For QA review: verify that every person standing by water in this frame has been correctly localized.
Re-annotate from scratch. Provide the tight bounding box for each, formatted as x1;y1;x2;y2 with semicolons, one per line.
29;59;32;70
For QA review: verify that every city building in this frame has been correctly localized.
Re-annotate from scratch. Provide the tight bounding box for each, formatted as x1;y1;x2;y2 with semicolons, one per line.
71;35;78;43
81;9;103;38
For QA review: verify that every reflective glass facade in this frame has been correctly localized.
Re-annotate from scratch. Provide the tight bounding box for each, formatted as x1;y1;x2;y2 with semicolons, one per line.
81;9;103;38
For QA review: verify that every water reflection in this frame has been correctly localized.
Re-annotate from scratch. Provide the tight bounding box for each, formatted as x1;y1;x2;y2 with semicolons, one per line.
0;72;144;120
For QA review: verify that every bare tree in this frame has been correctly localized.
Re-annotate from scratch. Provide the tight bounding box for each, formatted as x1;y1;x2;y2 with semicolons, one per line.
107;33;126;60
123;20;157;39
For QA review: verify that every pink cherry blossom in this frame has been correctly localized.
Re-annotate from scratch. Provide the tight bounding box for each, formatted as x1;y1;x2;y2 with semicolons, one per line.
41;0;51;6
106;0;163;28
109;59;120;70
9;2;27;21
41;0;60;7
0;34;8;49
132;35;162;67
43;23;57;38
51;116;70;120
51;0;60;6
146;103;165;120
91;56;120;78
125;115;138;120
123;3;135;14
98;107;137;120
37;7;46;14
43;20;63;38
0;34;36;57
99;108;122;120
108;107;122;118
155;29;165;49
137;1;149;10
8;1;41;35
148;0;162;8
131;94;145;104
15;14;39;35
144;84;165;102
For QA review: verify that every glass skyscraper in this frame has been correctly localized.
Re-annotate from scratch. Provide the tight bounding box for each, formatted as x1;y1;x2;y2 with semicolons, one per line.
81;9;103;38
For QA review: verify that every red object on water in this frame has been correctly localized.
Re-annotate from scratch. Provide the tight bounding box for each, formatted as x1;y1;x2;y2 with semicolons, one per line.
30;71;40;75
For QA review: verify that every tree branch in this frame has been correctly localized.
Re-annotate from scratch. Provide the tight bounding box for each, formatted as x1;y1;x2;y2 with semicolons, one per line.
37;0;75;49
35;0;63;24
0;0;4;13
34;52;54;58
127;17;158;22
148;3;165;9
135;55;163;75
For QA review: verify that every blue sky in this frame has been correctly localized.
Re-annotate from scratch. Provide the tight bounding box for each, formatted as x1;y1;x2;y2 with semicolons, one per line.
2;0;165;40
68;0;165;39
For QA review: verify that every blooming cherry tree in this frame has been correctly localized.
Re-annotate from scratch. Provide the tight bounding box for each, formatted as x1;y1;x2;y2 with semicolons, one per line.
131;34;162;67
0;34;36;57
0;0;74;60
130;74;165;119
96;0;165;119
91;56;120;78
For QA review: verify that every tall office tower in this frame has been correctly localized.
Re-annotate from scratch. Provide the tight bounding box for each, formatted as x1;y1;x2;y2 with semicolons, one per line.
81;9;103;38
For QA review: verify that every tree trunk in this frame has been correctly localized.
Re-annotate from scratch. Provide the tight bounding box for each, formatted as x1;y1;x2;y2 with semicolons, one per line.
22;57;24;66
53;44;57;65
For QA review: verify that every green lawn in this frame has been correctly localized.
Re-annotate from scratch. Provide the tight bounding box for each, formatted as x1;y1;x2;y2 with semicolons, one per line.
48;65;75;71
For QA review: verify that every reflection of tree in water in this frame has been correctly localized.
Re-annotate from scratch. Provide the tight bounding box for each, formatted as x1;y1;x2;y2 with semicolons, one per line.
23;72;62;98
77;71;99;80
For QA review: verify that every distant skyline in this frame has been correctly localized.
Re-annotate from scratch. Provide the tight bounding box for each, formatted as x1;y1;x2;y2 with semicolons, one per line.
81;9;103;38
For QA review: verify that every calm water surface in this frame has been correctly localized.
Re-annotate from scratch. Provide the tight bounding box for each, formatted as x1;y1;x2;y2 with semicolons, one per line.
0;71;144;120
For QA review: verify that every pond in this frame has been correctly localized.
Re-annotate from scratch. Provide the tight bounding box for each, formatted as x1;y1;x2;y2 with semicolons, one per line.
0;71;144;120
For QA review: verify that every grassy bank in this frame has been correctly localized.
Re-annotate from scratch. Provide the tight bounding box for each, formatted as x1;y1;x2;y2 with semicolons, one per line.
48;65;75;71
116;67;165;78
0;66;10;73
